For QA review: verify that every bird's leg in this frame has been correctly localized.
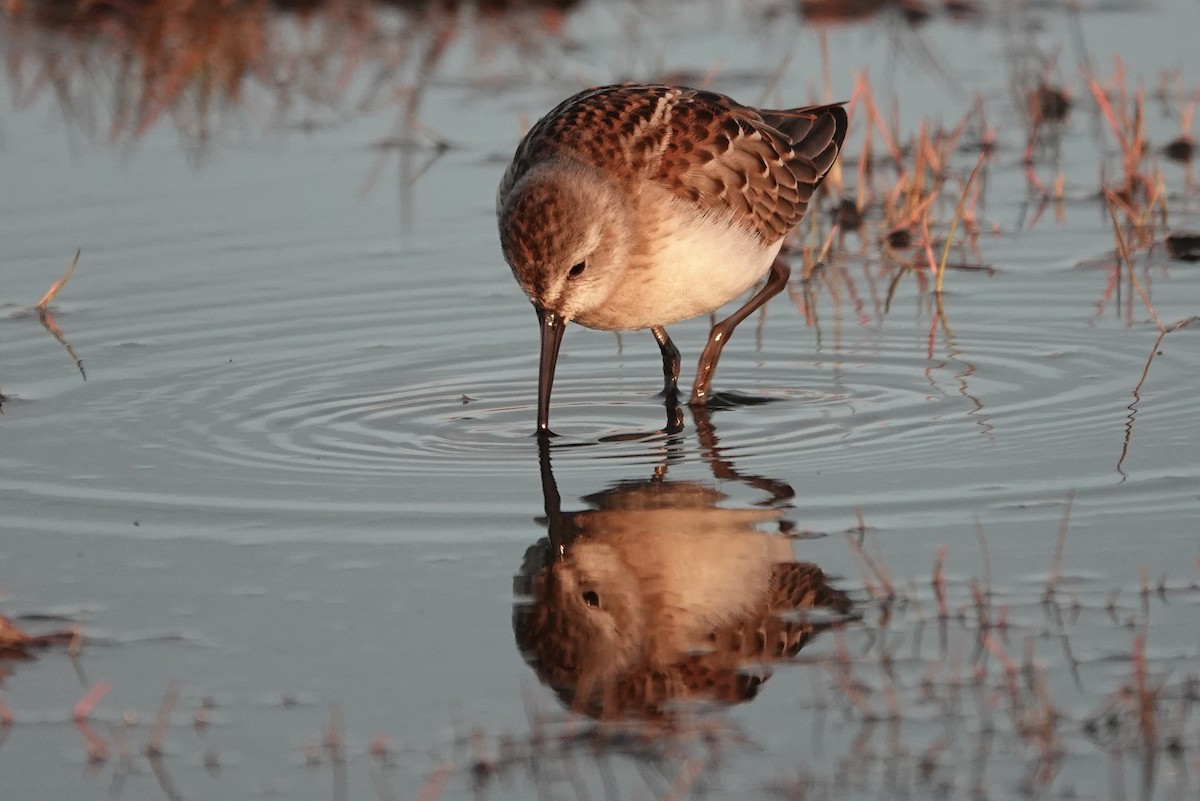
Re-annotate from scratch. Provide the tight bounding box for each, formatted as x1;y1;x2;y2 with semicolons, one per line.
690;257;791;406
591;328;682;441
650;325;681;399
663;390;685;434
650;326;685;434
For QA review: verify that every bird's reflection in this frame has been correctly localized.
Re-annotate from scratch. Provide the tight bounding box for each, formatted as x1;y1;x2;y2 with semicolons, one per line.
513;408;856;721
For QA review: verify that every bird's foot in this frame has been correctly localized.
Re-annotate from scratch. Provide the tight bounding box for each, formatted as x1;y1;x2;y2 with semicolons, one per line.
597;393;685;442
689;390;778;410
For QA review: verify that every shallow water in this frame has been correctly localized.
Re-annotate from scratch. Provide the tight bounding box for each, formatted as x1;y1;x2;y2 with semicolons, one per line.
2;1;1200;799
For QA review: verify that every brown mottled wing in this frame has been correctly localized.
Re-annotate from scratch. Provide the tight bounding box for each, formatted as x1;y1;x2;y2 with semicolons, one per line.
759;103;849;194
498;84;683;204
499;85;848;244
657;94;847;243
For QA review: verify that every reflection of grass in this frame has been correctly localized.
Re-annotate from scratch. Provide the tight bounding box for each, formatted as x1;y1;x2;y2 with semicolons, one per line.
11;532;1197;801
294;502;1198;799
3;0;579;154
303;522;1200;800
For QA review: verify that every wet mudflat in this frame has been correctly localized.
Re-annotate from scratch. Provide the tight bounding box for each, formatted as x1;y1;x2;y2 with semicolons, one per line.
2;1;1200;799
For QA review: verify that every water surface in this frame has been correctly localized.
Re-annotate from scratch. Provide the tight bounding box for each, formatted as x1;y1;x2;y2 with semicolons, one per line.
2;1;1200;799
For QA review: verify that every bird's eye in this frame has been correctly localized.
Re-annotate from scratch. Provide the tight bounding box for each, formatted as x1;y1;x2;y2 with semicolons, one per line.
568;262;586;279
582;590;600;608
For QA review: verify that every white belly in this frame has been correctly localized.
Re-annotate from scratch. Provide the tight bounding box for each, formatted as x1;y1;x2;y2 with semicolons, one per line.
576;194;783;331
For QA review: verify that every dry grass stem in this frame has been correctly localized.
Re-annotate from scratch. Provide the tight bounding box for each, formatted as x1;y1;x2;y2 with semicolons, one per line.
36;248;81;310
1104;192;1166;333
935;152;987;296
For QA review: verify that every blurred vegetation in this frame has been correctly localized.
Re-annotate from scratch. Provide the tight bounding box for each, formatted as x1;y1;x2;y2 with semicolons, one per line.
1;0;581;151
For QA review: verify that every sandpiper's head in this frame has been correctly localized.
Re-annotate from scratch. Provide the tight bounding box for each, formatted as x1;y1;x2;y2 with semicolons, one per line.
497;159;633;434
498;159;633;321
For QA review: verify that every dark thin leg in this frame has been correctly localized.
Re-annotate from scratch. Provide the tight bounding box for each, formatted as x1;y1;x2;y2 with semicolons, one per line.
597;328;684;442
690;258;791;405
651;325;681;398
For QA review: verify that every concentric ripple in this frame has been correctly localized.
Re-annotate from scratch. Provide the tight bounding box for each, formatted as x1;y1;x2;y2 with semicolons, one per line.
4;231;1199;540
8;265;1196;478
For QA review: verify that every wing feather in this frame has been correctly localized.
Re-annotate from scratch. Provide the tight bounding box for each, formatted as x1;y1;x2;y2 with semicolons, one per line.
499;85;849;245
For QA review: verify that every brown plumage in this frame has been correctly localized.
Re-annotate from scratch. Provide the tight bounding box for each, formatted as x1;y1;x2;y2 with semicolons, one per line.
499;85;846;245
497;84;848;432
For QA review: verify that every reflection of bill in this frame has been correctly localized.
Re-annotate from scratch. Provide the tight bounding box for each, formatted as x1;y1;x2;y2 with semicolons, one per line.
513;442;856;721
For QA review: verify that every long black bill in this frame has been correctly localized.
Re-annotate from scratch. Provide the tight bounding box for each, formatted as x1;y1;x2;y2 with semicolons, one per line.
535;306;567;436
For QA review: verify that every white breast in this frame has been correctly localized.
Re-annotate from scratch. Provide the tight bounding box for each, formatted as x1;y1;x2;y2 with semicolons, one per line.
578;190;784;331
